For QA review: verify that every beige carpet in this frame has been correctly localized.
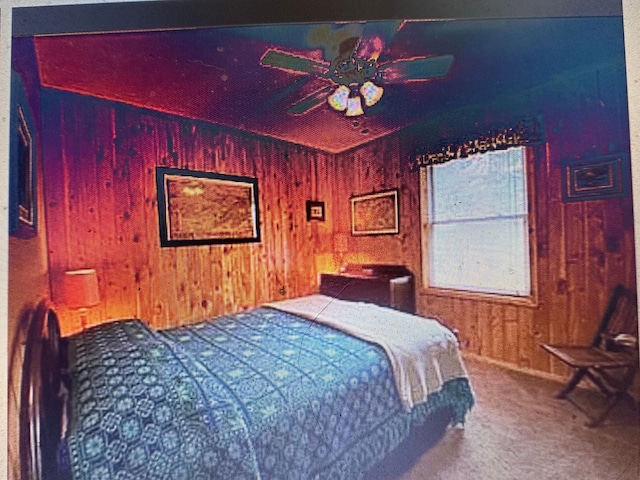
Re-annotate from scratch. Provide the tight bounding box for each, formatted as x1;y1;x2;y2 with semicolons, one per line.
379;357;640;480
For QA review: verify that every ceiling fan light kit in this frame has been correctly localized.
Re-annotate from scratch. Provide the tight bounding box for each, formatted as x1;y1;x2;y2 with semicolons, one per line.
260;22;454;118
327;82;383;115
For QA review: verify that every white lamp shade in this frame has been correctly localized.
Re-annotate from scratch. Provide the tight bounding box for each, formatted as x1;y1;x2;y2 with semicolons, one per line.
64;269;100;309
327;85;349;111
345;96;364;117
360;81;384;107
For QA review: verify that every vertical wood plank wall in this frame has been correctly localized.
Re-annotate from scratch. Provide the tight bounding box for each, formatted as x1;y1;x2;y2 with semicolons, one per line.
401;106;634;377
43;92;328;333
306;100;636;379
42;89;635;381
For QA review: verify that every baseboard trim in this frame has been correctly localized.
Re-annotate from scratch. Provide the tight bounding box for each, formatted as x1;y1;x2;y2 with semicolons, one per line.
461;352;568;385
461;351;640;403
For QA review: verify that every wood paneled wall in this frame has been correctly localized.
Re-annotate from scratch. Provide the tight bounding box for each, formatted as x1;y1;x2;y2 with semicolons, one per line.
410;143;635;377
314;135;422;268
42;92;332;333
42;84;635;381
332;96;635;379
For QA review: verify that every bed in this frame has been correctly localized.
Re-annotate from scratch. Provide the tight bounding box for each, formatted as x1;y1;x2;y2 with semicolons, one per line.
21;295;474;480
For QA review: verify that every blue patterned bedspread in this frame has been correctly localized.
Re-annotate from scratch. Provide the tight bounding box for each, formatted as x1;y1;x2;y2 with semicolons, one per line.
65;308;474;480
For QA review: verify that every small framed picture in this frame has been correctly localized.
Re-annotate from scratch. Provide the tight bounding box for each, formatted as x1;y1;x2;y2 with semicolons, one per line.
561;154;630;202
306;200;325;221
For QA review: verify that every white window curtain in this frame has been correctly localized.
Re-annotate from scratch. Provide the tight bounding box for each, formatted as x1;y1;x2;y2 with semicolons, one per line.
427;147;530;296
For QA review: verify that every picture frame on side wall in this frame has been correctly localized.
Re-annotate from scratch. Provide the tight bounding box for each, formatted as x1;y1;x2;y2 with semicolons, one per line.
351;189;399;236
561;154;630;202
9;71;37;239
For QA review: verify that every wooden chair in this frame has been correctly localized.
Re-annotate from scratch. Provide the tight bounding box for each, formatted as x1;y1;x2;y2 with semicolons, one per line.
541;284;639;427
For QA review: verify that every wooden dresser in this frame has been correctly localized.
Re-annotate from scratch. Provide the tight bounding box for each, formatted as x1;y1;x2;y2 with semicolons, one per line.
319;264;415;314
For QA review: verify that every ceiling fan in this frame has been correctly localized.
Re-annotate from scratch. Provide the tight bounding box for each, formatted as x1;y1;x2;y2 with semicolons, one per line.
260;22;454;117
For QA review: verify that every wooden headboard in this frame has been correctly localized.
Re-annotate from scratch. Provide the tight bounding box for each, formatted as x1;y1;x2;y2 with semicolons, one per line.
19;299;68;480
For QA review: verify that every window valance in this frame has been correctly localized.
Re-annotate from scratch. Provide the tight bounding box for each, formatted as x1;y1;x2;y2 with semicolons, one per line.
409;117;544;172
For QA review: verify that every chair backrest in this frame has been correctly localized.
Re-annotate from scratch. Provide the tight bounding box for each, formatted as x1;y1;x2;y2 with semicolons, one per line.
592;284;638;347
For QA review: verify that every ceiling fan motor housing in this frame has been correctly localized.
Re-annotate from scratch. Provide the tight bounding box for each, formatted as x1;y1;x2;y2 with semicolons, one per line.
330;56;380;87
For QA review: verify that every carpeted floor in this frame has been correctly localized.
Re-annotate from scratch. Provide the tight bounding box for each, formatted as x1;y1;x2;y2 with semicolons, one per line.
382;356;640;480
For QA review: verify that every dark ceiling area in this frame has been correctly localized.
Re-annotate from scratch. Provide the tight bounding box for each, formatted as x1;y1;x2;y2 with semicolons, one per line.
25;16;627;153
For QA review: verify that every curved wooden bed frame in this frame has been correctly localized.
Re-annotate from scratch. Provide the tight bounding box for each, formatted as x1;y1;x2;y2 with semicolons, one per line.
20;299;69;480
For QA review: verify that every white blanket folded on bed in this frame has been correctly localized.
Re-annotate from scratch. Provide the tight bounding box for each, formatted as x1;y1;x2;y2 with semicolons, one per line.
265;294;469;411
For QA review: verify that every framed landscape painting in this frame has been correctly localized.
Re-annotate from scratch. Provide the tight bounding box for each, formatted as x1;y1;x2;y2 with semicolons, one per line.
351;189;399;236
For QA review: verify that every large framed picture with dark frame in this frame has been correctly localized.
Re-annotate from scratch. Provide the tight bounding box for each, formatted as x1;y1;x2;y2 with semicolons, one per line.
156;167;260;247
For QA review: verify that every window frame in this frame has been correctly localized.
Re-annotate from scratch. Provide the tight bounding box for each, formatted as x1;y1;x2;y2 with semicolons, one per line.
419;146;538;307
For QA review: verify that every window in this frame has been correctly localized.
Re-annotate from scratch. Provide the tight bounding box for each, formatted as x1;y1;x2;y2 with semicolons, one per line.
420;147;532;298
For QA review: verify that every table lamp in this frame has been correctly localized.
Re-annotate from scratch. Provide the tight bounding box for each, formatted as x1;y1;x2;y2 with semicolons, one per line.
63;269;100;329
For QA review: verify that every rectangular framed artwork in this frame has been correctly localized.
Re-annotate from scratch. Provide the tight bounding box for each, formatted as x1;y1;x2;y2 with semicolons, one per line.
306;200;325;221
156;167;260;246
351;189;399;235
561;154;630;202
9;72;37;239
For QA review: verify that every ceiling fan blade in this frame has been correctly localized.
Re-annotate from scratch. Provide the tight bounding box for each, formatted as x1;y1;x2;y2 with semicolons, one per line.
261;49;329;75
379;54;455;82
356;20;405;61
287;86;333;115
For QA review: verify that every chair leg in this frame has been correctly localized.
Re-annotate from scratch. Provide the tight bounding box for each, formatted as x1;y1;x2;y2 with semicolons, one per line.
584;370;615;397
556;369;586;399
585;393;623;428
